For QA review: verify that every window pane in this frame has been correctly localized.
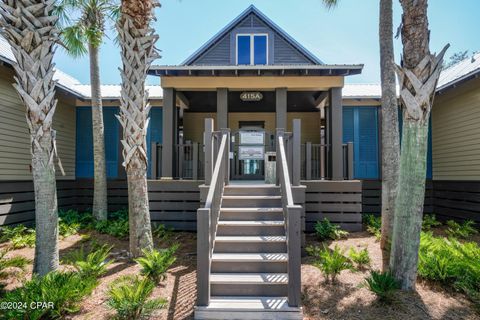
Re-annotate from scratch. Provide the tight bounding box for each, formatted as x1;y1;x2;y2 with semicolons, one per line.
237;35;251;65
254;35;267;65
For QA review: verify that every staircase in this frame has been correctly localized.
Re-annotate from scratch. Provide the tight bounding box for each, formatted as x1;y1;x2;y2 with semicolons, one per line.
195;184;302;320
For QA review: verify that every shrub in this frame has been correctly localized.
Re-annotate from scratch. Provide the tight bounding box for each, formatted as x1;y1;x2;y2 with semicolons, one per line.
135;244;178;284
59;209;94;230
422;214;441;230
2;271;97;319
314;218;348;241
93;219;129;238
0;225;36;248
363;214;381;240
418;232;480;303
152;224;173;241
446;220;478;239
313;245;352;282
305;245;323;258
64;244;112;279
107;275;167;320
363;271;400;302
348;247;371;270
59;219;81;238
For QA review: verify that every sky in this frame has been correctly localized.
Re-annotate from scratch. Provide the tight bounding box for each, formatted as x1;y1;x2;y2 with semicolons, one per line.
53;0;480;86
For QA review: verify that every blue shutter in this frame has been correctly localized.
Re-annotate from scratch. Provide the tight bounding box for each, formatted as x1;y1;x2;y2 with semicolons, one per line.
357;107;379;179
76;107;94;178
103;107;119;178
343;107;354;143
76;107;119;178
146;108;163;178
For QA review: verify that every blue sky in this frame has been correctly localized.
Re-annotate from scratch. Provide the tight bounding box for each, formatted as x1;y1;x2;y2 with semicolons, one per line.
54;0;480;85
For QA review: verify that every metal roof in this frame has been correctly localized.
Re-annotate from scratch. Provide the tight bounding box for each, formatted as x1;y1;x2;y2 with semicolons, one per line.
150;64;363;77
437;52;480;92
182;5;323;65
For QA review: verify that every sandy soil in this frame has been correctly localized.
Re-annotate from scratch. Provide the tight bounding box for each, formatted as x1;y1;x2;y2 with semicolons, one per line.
1;230;479;320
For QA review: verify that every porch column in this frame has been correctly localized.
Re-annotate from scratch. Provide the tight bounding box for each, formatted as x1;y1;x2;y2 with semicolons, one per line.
276;88;287;129
217;88;228;130
328;87;343;180
162;87;176;179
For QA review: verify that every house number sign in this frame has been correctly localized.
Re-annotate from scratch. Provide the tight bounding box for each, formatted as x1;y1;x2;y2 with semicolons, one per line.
240;91;263;102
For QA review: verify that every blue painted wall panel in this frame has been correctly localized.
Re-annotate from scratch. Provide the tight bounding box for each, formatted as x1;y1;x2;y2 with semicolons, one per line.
76;107;119;178
146;108;163;178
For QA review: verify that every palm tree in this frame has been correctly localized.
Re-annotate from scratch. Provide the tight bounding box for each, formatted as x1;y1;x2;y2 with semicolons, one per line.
55;0;120;221
116;0;159;256
378;0;399;272
389;0;449;290
321;0;399;271
0;0;61;275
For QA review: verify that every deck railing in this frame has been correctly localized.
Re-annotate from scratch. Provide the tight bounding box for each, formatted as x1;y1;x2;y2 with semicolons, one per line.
276;128;302;307
301;142;354;180
196;128;230;306
151;142;204;180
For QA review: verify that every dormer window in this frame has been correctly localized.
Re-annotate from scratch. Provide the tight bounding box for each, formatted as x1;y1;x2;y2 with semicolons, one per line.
236;34;268;65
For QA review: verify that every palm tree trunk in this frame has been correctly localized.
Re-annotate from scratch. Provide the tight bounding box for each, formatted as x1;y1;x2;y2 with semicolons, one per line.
390;0;448;290
89;43;108;220
379;0;399;272
0;0;60;275
116;0;159;257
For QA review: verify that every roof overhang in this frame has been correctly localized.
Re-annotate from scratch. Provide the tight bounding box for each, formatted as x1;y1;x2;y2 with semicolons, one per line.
436;69;480;94
149;64;364;78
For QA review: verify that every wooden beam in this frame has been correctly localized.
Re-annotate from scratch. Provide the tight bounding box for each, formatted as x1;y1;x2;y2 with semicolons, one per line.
176;91;189;108
314;91;329;107
275;88;287;130
329;88;344;180
161;88;176;179
161;76;344;91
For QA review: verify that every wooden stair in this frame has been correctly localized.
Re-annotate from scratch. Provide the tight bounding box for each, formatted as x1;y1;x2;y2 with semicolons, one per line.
195;185;302;320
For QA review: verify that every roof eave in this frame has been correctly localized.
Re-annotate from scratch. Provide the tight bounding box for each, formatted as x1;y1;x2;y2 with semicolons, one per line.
436;69;480;94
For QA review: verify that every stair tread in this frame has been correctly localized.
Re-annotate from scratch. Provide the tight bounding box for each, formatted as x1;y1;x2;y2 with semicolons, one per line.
225;185;279;188
218;221;284;226
216;236;286;242
221;207;283;212
212;253;288;262
211;273;288;284
203;296;299;311
223;195;282;199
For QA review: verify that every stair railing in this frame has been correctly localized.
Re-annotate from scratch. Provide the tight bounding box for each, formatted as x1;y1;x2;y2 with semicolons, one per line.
197;128;230;306
276;128;302;307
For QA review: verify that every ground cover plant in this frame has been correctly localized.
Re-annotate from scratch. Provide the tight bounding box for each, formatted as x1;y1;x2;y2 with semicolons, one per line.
0;250;29;292
446;219;478;239
107;275;167;320
363;214;381;240
63;244;113;279
135;244;179;284
348;247;371;270
0;225;36;249
1;271;97;319
422;214;442;231
308;245;352;282
418;231;480;305
314;218;348;241
363;270;400;302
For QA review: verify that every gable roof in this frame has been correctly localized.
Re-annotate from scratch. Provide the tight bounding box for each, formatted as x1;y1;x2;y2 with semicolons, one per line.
182;5;323;65
437;52;480;92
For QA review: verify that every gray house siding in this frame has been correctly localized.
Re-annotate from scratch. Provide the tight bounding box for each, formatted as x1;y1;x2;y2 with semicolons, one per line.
189;13;314;66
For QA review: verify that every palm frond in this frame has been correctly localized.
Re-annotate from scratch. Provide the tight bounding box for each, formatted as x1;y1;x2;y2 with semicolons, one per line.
321;0;339;10
61;25;88;57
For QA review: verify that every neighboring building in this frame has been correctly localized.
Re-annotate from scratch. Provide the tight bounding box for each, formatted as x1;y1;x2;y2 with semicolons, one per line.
0;6;478;228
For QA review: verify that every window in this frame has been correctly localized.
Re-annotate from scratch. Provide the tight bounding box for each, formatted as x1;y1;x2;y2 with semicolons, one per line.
236;34;268;65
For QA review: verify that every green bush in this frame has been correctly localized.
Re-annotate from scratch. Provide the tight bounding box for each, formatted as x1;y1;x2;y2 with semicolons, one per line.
418;232;480;303
63;244;112;279
363;214;381;240
135;244;178;284
363;270;400;302
422;214;442;230
312;245;352;282
58;209;94;229
314;218;348;241
107;275;167;320
2;271;97;319
93;210;129;238
446;220;478;239
348;247;371;270
0;225;36;249
152;224;174;241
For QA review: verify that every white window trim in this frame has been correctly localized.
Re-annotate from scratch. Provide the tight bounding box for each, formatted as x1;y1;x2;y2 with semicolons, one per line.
236;33;269;65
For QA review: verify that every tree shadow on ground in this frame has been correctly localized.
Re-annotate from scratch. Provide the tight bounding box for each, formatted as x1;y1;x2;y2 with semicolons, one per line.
166;263;196;320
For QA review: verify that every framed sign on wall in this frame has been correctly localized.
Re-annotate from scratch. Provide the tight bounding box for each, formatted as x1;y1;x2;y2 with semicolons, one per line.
239;131;264;145
238;146;265;160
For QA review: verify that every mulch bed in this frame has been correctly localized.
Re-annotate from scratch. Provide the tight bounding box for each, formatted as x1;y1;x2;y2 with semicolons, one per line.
1;230;479;320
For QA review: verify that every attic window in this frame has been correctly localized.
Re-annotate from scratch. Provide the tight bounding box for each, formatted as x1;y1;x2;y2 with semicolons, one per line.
236;34;268;65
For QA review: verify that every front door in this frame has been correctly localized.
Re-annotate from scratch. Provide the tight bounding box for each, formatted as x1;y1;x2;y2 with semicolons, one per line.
232;121;274;180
